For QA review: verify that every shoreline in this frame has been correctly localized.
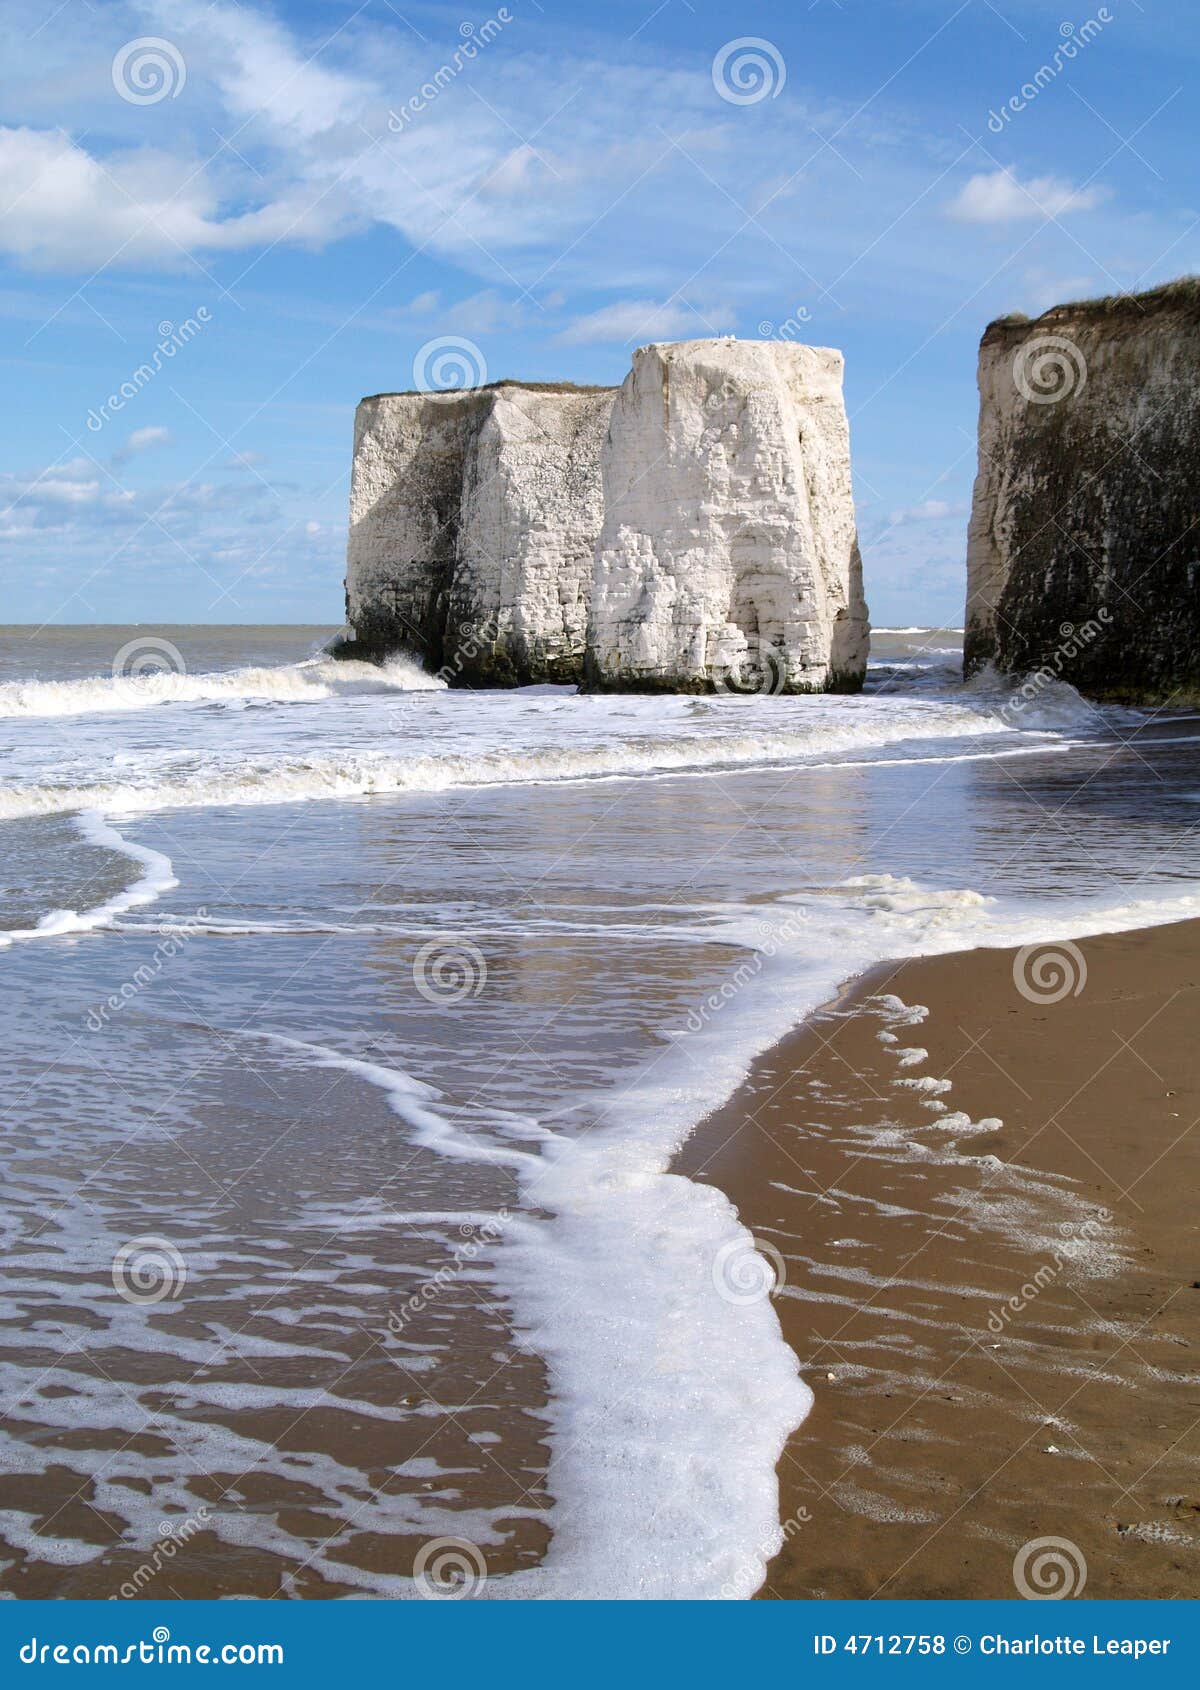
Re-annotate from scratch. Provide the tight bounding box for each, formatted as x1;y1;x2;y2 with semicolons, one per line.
676;919;1200;1600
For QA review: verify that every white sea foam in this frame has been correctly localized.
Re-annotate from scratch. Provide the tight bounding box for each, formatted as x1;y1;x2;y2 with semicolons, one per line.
0;655;441;718
257;1028;810;1601
249;1032;541;1171
0;703;1064;823
0;810;177;948
0;736;1083;825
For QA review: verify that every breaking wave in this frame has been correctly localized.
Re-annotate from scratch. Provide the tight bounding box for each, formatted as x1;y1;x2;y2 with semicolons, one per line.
0;655;443;718
0;704;1068;822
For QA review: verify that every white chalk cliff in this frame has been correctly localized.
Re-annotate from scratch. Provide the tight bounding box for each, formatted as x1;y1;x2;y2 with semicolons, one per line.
342;339;869;692
588;340;868;692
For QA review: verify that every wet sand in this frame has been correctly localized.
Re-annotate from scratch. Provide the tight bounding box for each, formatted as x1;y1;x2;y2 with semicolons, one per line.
678;920;1200;1600
0;1047;551;1599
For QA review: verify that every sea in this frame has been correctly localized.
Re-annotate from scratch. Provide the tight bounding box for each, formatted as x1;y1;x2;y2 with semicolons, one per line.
1;623;1199;1599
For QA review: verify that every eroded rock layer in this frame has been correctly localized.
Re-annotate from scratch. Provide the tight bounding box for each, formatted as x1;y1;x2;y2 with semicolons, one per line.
345;383;614;685
964;281;1200;704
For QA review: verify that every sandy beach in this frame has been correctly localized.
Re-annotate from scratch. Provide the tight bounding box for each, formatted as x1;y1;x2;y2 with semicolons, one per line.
678;920;1200;1600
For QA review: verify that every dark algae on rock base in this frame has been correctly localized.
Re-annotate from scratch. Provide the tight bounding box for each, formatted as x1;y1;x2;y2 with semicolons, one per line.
964;279;1200;705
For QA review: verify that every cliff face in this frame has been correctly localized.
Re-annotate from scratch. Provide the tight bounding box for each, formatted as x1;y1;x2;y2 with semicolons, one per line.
965;281;1200;703
343;338;869;693
345;390;482;672
345;383;614;685
588;340;868;693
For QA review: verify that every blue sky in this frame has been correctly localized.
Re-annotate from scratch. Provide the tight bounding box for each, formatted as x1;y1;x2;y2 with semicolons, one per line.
1;0;1196;628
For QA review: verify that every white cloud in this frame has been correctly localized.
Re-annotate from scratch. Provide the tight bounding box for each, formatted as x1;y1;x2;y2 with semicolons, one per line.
112;426;172;467
946;169;1108;224
476;145;546;200
159;0;366;145
0;127;353;271
125;425;171;452
0;442;276;545
558;299;734;345
0;5;689;276
0;455;137;530
861;514;968;627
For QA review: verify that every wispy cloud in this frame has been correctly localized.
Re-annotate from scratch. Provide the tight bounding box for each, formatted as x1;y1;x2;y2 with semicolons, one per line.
558;299;734;345
945;169;1108;224
111;426;172;467
886;498;967;526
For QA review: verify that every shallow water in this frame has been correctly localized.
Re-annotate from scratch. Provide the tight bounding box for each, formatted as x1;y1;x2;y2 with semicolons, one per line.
1;623;1199;1598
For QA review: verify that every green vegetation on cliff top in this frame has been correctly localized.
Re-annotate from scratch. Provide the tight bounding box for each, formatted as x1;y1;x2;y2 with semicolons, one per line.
990;275;1200;332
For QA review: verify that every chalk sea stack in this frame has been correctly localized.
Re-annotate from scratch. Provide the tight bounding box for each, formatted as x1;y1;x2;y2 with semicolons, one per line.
588;340;868;693
964;279;1200;705
340;338;869;694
